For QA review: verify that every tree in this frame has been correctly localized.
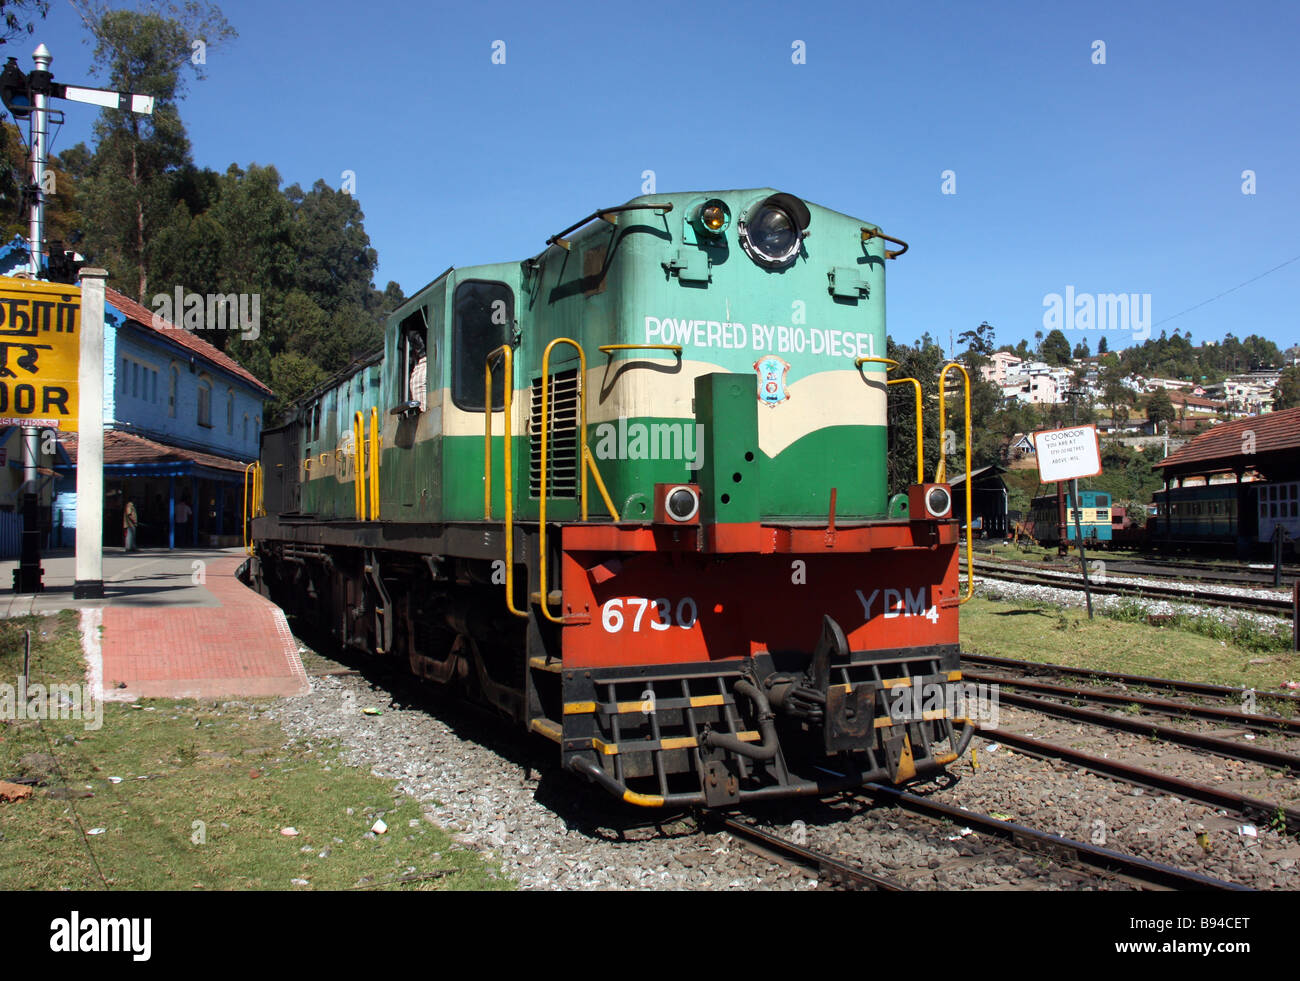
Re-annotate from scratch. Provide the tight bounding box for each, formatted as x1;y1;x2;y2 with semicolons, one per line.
1100;362;1132;417
0;0;47;47
70;1;235;299
1146;388;1176;429
1040;329;1072;366
1275;366;1300;411
886;335;946;494
957;320;995;357
1072;339;1090;359
1097;335;1109;354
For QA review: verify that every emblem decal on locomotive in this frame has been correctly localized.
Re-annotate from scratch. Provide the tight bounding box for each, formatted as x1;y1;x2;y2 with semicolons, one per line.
754;355;791;407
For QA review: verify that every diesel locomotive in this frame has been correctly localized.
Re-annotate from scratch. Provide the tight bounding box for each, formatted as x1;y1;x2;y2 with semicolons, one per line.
245;188;976;807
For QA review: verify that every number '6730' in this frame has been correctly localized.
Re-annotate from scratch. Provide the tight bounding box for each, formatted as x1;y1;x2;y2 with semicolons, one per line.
601;597;698;633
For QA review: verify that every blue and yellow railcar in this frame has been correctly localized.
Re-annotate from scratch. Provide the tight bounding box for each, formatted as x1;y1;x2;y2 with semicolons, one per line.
1030;489;1113;544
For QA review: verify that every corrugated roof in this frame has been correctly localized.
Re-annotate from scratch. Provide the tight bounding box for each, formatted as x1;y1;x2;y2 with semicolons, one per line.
105;287;274;397
1152;406;1300;473
58;429;253;474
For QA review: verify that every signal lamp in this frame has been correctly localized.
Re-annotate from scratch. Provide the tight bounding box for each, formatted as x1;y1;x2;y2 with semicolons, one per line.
1;58;32;119
692;199;731;238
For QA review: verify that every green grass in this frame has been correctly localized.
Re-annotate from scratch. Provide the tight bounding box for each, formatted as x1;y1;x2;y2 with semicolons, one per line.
960;596;1299;692
0;612;508;891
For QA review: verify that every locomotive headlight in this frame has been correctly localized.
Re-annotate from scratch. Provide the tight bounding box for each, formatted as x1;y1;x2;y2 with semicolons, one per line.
926;486;951;518
666;486;700;522
655;483;702;525
739;193;811;269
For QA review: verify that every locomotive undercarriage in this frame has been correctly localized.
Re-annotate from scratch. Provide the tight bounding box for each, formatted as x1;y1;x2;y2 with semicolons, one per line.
248;520;973;809
558;632;972;808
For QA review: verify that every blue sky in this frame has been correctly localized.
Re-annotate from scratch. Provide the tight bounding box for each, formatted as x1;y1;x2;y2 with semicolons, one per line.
22;0;1300;357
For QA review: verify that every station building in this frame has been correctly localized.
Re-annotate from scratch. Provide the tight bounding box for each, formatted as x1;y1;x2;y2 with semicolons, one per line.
0;237;273;551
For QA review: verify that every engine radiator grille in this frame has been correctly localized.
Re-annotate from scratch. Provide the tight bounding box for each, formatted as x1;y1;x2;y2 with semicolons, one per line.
529;368;579;499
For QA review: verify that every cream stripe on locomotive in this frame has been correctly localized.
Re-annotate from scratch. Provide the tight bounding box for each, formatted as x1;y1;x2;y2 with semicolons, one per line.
437;357;888;456
302;357;888;487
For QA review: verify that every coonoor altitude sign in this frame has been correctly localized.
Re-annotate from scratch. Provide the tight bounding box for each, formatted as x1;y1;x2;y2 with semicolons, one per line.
1032;424;1102;483
0;276;80;430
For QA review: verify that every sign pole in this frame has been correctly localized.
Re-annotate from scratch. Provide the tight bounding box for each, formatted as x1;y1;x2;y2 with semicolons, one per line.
1070;476;1094;619
11;44;53;593
73;268;106;599
1055;481;1067;558
13;425;42;591
28;43;49;276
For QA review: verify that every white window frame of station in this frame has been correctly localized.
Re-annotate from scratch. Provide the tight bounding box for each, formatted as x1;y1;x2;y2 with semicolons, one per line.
120;354;161;403
1258;481;1300;545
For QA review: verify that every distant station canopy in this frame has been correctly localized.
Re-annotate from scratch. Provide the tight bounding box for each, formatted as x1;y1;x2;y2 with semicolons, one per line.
1152;406;1300;485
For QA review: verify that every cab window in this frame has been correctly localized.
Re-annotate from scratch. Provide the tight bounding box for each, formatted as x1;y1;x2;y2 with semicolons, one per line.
452;280;512;411
397;308;429;411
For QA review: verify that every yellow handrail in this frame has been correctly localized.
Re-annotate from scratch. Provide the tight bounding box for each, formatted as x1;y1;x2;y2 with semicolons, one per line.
857;356;924;486
353;411;365;519
536;338;621;624
243;462;257;554
484;345;527;619
538;339;585;623
368;406;380;520
854;356;899;370
584;444;621;520
887;377;924;485
937;362;973;603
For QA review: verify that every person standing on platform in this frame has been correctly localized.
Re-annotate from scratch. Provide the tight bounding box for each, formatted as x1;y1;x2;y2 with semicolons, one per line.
123;500;138;552
175;496;192;546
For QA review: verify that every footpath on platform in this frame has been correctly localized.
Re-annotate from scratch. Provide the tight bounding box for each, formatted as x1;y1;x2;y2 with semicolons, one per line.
0;547;308;700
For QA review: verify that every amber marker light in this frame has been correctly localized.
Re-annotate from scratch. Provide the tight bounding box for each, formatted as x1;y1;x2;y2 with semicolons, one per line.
695;199;730;236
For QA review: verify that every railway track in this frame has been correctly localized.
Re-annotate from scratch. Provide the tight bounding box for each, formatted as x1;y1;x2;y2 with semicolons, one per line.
707;815;909;891
976;727;1300;830
860;784;1251;891
980;684;1300;771
710;795;1249;891
960;652;1300;833
966;671;1300;733
962;652;1300;710
974;550;1300;588
966;561;1294;615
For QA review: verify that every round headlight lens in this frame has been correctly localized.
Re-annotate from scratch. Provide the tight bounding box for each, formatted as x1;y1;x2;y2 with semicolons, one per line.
742;205;802;266
667;487;699;522
702;204;726;231
926;486;951;517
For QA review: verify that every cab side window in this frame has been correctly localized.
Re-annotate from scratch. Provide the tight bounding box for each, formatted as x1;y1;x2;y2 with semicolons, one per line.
397;308;428;411
452;280;512;411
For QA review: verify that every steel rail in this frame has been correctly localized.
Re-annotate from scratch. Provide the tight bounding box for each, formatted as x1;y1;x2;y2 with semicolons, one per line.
979;728;1300;828
961;652;1300;707
992;689;1300;772
967;671;1300;733
709;815;909;892
862;783;1252;891
968;564;1291;614
975;553;1295;590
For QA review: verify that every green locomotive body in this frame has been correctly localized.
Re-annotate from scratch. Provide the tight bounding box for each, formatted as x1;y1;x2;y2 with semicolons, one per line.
251;188;973;807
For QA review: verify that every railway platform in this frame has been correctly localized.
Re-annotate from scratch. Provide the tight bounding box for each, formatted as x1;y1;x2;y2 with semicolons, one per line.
0;547;308;700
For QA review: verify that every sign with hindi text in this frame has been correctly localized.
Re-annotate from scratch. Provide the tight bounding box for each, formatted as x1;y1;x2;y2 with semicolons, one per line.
0;276;80;430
